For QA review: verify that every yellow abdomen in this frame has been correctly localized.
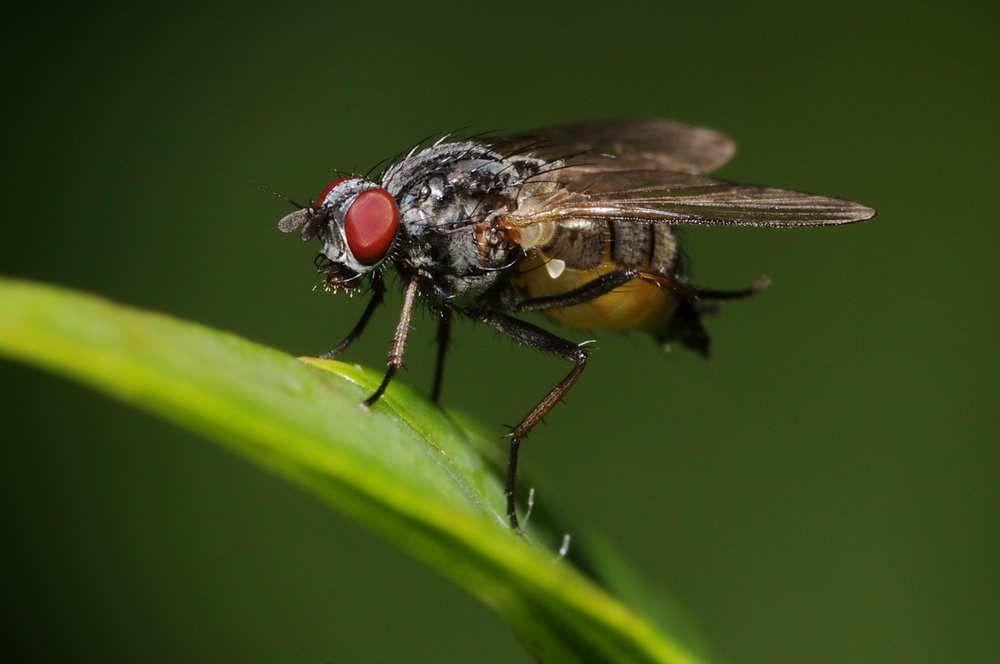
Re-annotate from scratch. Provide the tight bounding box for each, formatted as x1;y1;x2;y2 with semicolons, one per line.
511;252;678;332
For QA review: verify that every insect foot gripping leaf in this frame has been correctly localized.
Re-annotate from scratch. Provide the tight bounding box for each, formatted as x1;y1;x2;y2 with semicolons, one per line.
276;119;876;532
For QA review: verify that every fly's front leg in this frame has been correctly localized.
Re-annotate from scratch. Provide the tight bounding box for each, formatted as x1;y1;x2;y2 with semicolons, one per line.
364;278;420;408
320;273;386;359
477;309;589;534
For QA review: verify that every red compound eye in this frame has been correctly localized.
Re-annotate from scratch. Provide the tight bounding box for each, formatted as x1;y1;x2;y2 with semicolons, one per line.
317;176;353;205
344;188;399;264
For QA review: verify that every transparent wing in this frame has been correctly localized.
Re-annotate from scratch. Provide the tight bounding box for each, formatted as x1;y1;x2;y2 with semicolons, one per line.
514;169;876;228
487;119;736;175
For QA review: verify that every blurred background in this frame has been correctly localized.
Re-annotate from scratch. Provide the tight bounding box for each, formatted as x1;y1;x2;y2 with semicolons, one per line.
2;1;997;662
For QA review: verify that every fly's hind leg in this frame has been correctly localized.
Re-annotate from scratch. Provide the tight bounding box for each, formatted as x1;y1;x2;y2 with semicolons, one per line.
500;268;642;313
694;275;770;301
476;310;588;534
673;275;770;356
486;268;666;532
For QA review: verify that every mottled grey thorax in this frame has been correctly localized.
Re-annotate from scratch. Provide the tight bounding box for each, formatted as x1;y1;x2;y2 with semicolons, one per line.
381;142;531;307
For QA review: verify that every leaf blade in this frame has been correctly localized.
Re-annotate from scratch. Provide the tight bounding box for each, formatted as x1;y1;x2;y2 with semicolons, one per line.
0;277;705;664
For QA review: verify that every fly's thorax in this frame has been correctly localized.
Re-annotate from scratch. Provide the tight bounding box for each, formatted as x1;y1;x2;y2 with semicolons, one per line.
393;221;522;308
383;142;522;233
380;141;532;305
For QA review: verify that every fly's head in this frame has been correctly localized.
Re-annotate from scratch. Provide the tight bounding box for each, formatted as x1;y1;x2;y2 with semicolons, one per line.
278;177;400;291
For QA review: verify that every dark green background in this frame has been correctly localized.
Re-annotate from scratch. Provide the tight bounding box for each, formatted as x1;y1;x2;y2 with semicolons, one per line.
3;1;996;662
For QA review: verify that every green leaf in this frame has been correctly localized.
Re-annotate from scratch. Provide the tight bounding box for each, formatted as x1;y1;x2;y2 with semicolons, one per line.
0;277;708;664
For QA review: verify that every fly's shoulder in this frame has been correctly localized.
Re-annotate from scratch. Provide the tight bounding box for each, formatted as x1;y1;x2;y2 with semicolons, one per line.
382;141;555;232
383;143;512;206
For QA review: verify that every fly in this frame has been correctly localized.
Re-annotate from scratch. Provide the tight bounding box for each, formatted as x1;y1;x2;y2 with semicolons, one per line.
276;120;876;534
